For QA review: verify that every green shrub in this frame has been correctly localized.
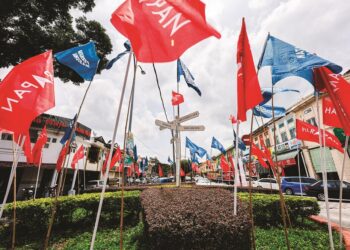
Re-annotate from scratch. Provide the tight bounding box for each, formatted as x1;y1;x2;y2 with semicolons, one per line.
238;193;320;226
141;188;251;250
0;191;141;247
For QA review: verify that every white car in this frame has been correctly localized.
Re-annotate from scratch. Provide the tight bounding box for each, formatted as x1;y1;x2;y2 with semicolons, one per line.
195;178;228;187
254;178;279;190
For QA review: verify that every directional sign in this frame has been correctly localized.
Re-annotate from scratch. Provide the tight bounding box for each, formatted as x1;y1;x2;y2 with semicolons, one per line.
155;119;175;130
178;125;205;131
176;111;199;124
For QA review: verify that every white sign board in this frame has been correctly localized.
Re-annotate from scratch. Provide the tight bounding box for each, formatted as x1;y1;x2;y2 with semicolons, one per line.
155;119;175;130
177;111;199;123
178;125;205;131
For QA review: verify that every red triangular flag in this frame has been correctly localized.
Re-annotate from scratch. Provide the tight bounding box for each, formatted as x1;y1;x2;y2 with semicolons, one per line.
314;67;350;136
158;164;164;177
296;119;344;153
220;155;230;172
180;167;185;177
110;0;221;63
71;145;84;170
250;143;269;169
322;97;342;129
32;126;48;166
236;18;263;122
171;91;184;106
56;143;69;172
259;137;274;167
0;51;55;135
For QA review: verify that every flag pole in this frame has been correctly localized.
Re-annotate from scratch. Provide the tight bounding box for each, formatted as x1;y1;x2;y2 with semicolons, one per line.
12;156;17;250
0;135;23;220
34;151;43;199
315;91;334;250
339;135;349;249
90;49;133;250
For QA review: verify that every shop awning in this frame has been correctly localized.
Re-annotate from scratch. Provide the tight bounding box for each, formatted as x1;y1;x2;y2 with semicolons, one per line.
276;150;298;167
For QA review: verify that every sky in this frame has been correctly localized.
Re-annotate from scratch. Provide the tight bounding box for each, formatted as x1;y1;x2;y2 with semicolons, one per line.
2;0;350;162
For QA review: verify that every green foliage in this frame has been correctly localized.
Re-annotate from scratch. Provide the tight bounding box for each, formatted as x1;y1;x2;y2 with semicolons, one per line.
141;188;251;250
0;0;112;84
238;193;320;226
0;191;141;248
255;221;345;250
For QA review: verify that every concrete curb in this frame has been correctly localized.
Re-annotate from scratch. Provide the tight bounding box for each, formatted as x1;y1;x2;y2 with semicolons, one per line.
310;215;350;249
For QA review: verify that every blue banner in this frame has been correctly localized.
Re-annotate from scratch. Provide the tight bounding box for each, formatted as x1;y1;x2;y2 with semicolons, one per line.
60;114;77;145
185;137;207;158
258;35;342;85
253;104;286;118
233;130;246;151
211;137;226;154
55;41;100;81
177;59;201;96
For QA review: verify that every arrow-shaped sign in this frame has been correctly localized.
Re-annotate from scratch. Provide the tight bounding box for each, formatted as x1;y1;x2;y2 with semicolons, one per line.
155;119;175;130
178;125;205;131
176;111;199;124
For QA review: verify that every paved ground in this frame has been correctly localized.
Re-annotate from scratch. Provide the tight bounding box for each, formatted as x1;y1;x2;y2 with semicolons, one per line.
318;201;350;229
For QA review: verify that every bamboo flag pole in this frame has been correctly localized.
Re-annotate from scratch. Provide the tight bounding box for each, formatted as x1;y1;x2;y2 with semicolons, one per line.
34;151;43;199
90;50;133;250
0;135;24;220
339;136;349;249
315;92;334;250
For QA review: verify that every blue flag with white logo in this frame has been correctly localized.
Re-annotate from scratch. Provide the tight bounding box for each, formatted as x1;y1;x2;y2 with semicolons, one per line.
258;35;342;85
260;88;300;105
55;41;100;81
105;40;131;70
60;114;77;145
185;137;207;158
233;130;246;151
177;59;201;96
211;137;226;154
191;153;200;164
253;104;286;118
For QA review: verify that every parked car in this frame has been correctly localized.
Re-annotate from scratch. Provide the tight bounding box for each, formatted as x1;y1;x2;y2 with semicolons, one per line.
254;178;279;190
85;180;108;190
281;176;318;195
305;180;350;201
158;177;172;183
195;178;228;187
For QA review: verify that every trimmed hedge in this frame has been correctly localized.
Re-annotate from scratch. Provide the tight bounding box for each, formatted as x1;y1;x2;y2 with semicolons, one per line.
141;188;251;250
239;193;320;226
0;191;141;246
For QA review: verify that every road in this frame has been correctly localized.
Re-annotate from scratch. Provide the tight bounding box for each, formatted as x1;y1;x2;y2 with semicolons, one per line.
318;201;350;229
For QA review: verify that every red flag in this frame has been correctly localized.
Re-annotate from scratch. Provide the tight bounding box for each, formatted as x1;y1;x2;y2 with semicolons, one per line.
180;167;185;177
0;51;55;134
71;145;84;170
296;119;344;153
191;162;200;173
102;151;111;174
228;154;235;173
110;0;221;63
171;91;184;105
56;143;69;172
158;164;164;177
135;164;141;177
250;144;269;169
229;115;237;124
102;147;122;174
117;162;124;172
314;67;350;136
236;18;263;122
32;126;48;165
220;155;230;172
14;132;33;164
259;137;274;167
127;166;132;177
322;97;342;129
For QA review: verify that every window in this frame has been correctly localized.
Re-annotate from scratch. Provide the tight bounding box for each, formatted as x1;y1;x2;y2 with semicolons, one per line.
47;137;51;143
278;123;285;129
276;136;280;145
306;117;317;127
254;137;258;142
289;127;296;139
281;132;289;142
52;138;57;143
270;180;277;183
44;143;49;148
1;133;13;141
265;139;271;147
287;118;294;124
304;107;312;115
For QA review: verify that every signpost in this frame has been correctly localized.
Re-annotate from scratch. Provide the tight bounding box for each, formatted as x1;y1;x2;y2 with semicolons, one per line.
155;111;204;187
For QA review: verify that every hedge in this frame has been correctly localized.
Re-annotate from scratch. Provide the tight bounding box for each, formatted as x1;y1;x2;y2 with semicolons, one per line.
238;193;320;226
0;191;141;246
140;188;252;250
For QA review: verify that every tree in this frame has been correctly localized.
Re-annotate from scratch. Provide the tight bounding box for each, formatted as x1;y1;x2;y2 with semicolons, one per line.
0;0;112;84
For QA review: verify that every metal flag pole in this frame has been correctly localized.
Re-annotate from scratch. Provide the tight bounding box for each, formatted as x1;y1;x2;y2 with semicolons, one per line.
339;136;349;249
0;135;24;220
315;91;334;250
90;49;133;250
34;151;43;199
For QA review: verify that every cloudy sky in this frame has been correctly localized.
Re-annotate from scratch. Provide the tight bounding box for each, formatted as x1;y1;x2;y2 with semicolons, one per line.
2;0;350;162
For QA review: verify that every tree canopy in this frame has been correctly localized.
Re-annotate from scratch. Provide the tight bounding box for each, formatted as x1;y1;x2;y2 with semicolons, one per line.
0;0;112;84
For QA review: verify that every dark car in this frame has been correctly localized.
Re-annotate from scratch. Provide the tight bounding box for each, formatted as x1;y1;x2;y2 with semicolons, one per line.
281;177;318;195
305;180;350;201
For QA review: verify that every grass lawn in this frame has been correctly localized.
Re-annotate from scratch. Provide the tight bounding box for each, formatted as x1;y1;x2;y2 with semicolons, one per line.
4;220;344;250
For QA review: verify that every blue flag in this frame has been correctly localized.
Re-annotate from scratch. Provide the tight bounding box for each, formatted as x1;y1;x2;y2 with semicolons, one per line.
258;35;342;85
60;115;77;145
168;156;174;165
260;88;300;105
211;137;226;154
55;41;100;81
185;137;207;158
133;145;138;160
253;104;286;118
191;153;200;164
177;59;201;96
105;40;131;70
233;130;246;151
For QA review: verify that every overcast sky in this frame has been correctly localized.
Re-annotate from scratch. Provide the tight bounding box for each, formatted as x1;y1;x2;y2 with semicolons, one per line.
2;0;350;162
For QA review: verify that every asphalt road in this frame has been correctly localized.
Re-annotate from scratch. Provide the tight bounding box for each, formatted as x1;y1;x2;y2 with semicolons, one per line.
318;201;350;229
